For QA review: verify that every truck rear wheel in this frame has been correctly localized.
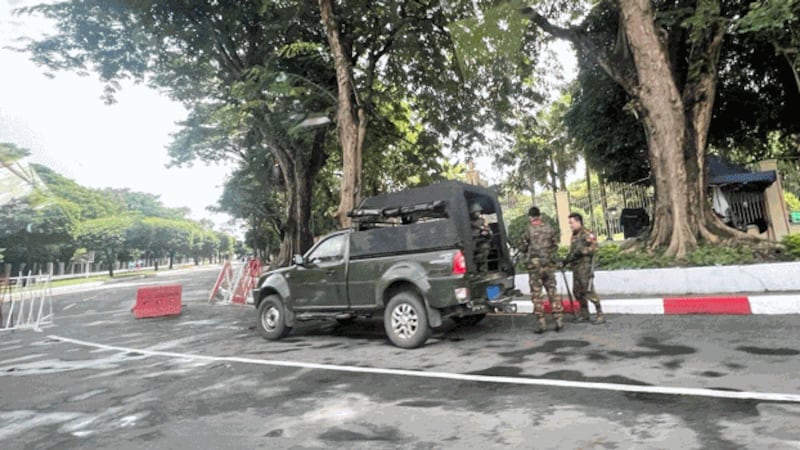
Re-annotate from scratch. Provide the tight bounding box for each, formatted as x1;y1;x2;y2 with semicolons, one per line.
257;295;292;340
384;291;432;349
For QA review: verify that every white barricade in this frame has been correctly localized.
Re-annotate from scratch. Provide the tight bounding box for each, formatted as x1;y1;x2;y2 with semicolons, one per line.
1;271;54;331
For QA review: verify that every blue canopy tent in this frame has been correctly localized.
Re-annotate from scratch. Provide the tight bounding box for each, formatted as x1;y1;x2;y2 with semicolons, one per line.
707;155;776;190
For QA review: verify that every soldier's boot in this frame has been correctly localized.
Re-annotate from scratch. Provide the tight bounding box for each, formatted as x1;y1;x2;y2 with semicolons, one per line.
554;314;564;332
592;303;606;325
575;307;591;323
534;317;547;334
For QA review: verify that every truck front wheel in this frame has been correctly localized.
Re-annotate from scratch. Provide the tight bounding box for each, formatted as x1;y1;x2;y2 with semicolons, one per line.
384;291;432;349
257;295;292;340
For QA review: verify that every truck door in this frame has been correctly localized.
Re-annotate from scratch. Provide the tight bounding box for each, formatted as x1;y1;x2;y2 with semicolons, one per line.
291;234;349;310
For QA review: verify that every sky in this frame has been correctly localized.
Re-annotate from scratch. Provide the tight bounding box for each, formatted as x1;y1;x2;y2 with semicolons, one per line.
0;1;578;231
0;0;237;231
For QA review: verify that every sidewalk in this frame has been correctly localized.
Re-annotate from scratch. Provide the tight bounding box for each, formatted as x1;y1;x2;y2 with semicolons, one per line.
510;260;800;315
511;293;800;315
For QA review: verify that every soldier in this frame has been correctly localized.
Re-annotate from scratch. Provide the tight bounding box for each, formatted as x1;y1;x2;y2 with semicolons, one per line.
564;212;605;324
520;206;562;333
470;203;492;272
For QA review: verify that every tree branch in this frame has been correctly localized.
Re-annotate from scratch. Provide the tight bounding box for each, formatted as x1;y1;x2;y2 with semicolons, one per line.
522;8;638;97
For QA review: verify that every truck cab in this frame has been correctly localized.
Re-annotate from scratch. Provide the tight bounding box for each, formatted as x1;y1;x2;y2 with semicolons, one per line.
253;181;517;348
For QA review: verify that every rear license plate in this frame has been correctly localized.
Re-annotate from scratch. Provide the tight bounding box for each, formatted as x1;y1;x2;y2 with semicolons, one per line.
486;285;500;300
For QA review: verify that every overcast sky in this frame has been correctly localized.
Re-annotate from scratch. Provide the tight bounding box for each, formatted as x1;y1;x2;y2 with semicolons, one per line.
1;1;577;230
0;0;236;231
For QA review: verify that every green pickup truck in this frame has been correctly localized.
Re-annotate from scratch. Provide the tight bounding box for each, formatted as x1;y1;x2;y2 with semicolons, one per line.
253;181;518;348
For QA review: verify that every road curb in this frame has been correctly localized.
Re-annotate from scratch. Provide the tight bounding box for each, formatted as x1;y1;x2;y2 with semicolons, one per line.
511;294;800;315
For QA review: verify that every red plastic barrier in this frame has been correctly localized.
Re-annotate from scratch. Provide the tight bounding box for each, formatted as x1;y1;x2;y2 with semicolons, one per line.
542;298;581;314
132;285;182;319
663;296;751;315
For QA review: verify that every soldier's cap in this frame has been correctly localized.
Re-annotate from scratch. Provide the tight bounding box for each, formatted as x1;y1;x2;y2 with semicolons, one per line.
470;203;483;214
528;206;540;217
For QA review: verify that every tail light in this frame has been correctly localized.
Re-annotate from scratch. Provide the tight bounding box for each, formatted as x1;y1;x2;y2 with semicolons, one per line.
452;250;466;275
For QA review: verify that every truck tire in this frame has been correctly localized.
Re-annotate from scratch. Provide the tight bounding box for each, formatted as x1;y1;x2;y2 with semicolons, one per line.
453;314;486;327
384;291;432;349
257;295;292;340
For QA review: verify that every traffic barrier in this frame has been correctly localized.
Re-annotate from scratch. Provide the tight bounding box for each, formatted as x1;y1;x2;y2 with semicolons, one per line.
232;259;261;304
210;259;261;305
209;261;234;303
1;271;54;331
132;285;182;319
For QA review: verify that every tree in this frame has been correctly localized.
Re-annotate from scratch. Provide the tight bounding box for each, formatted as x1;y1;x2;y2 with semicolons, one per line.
517;0;800;257
499;96;578;204
564;1;800;184
76;216;132;277
18;0;336;267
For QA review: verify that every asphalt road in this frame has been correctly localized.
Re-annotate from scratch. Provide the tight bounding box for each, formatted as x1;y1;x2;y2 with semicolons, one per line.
1;267;799;449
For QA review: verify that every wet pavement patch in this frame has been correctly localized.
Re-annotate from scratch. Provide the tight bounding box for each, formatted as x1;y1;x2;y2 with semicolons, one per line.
265;429;284;437
699;371;726;378
467;366;525;378
609;337;696;359
724;362;747;370
736;346;800;356
537;370;652;386
661;359;684;370
318;425;404;442
499;340;591;363
396;400;446;408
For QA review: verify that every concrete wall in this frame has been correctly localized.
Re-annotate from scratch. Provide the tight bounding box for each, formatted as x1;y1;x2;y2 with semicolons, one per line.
514;261;800;296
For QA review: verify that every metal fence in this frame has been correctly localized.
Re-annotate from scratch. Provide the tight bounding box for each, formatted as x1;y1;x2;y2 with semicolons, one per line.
726;190;767;231
570;181;654;240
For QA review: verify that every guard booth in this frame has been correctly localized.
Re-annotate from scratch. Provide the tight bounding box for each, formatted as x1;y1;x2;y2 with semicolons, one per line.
707;156;790;239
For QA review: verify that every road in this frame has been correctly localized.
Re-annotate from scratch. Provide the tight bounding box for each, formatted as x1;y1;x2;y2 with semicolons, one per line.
1;267;799;449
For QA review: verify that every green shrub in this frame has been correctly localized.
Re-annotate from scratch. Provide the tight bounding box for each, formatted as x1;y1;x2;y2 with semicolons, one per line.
785;192;800;213
782;234;800;260
685;244;755;266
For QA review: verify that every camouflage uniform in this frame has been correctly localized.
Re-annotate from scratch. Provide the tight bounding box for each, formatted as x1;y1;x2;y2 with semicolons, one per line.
520;220;562;332
471;215;492;272
567;227;604;323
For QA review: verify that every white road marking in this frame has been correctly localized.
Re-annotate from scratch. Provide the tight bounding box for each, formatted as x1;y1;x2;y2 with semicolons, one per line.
49;334;800;403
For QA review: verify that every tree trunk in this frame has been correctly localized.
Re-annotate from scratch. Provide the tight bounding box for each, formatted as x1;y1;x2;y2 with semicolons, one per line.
619;0;694;257
272;128;329;268
319;0;365;228
107;251;115;277
585;161;595;230
528;0;749;258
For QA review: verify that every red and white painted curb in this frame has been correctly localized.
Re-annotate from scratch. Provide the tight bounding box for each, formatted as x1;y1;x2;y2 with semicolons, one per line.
511;294;800;315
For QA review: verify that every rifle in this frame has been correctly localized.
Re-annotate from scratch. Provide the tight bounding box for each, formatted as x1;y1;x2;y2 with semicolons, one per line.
559;266;579;319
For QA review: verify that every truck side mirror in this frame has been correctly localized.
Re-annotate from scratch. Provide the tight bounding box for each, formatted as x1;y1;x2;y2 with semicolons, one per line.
292;254;305;266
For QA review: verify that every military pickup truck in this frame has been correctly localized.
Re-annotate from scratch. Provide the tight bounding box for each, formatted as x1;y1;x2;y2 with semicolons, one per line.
252;181;517;348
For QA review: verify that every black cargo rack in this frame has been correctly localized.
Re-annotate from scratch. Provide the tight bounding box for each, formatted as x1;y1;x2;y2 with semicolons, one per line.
348;200;448;226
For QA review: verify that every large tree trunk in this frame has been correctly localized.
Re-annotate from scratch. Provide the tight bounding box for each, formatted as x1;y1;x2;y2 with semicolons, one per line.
528;0;748;258
619;0;741;258
620;0;695;257
319;0;366;229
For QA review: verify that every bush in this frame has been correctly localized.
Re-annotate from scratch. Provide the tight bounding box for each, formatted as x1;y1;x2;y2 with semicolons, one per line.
782;234;800;260
685;244;754;266
785;192;800;213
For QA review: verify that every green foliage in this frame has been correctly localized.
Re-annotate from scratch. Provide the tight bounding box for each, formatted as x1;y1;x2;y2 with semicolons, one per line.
32;164;122;219
1;155;234;270
785;192;800;213
0;142;31;163
562;1;800;180
782;234;800;260
594;242;769;270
